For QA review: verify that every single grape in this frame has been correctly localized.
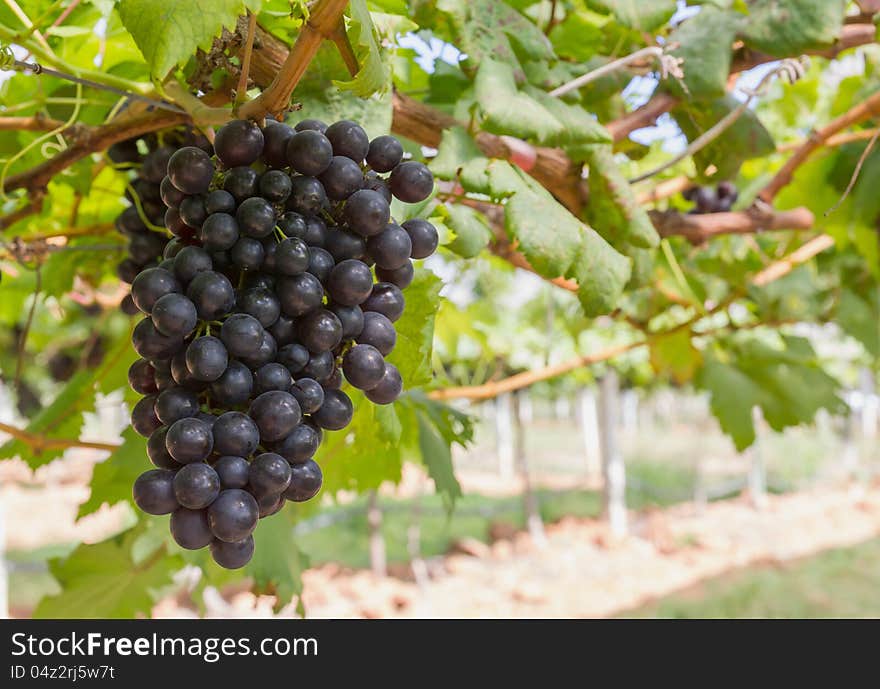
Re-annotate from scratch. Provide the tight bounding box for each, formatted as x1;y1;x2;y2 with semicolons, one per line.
204;189;237;215
389;161;434;203
238;287;281;328
273;423;320;463
212;411;261;457
366;224;412;270
301;351;334;383
131;267;180;314
258;493;285;518
131;394;161;437
376;260;414;289
200;212;239;251
366;135;404;173
303;216;328;248
236;197;276;239
275;237;310;276
319;156;363;200
363;172;392;204
147;426;179;470
220;313;264;357
244;271;276;291
249;452;292;496
209;361;254;406
173;245;213;284
223;166;259;204
295;119;327;133
214;455;250;489
342;344;386;390
259;169;293;203
151;293;198;338
329;303;364;339
170;508;213;550
186;271;235;320
324;367;343;390
358;311;396;355
365;363;403;404
262;121;295;168
297;309;342;353
312;389;353;430
163;238;184;259
326;259;373;306
173;462;220;509
290;378;325;415
269;314;297;346
117;258;141;284
215;120;264;167
286;176;327;215
324;228;366;263
344;189;391;237
160;176;186;208
230;237;266;271
128;359;158;395
277;343;310;374
141;146;174;183
179;196;208;230
324;120;369;162
254;362;293;395
128;233;165;264
239;330;278;370
277;273;324;317
132;318;183;360
401;218;439;259
277;211;307;241
284;460;323;502
286;130;334;176
133;469;178;515
165;417;214;463
249;391;302;442
155;386;199;425
208;489;259;542
185;336;229;382
362;282;405;322
307;247;334;283
210;534;254;569
171;349;207;392
167;146;215;194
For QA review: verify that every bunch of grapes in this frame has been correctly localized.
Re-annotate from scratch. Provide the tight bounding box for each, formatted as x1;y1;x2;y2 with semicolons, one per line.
682;181;738;214
128;117;438;569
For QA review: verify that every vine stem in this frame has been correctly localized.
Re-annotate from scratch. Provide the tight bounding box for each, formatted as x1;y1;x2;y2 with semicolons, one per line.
0;420;119;453
234;11;258;109
761;89;880;201
237;0;350;120
549;46;682;98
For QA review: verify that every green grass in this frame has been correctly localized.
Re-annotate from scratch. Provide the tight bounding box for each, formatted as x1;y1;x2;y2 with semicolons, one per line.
623;538;880;618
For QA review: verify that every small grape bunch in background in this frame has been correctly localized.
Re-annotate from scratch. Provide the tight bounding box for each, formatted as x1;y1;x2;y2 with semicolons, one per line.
682;180;738;214
128;117;439;569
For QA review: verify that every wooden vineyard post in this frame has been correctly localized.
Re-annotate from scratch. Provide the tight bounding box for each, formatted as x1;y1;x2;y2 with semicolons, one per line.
747;408;767;509
599;370;628;536
367;490;387;577
496;392;515;480
513;390;547;545
578;387;602;480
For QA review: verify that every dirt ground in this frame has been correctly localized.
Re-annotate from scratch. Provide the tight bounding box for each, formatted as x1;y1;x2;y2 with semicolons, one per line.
151;481;880;619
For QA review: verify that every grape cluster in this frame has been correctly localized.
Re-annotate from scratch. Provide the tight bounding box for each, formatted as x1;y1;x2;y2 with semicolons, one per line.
128;118;438;569
682;181;738;214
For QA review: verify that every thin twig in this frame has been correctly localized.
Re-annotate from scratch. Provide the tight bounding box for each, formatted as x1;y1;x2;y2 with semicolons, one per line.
825;127;880;216
234;11;258;108
14;262;40;391
0;420;119;453
550;46;682;98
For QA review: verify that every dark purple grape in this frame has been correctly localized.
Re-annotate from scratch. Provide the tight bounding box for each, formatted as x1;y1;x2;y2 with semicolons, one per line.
170;508;213;550
325;120;369;162
303;216;328;248
160;176;186;208
284;459;323;501
277;273;324;317
319;156;363;200
277;343;310;374
301;351;334;383
286;130;333;176
174;245;213;284
141;146;174;183
215;120;264;167
367;224;412;270
254;362;293;395
389;161;434;203
128;359;158;395
165;417;214;463
209;360;254;406
275;237;310;276
210;534;254;568
185;336;229;382
295;119;327;133
362;282;405;322
155;385;199;425
147;426;178;469
290;377;324;415
133;469;178;515
269;314;297;346
249;391;301;442
312;388;353;430
365;363;402;404
262;121;295;168
204;189;236;215
151;293;198;338
344;189;391;237
220;313;264;357
131;268;180;314
273;423;320;463
286;176;327;215
259;169;293;203
132;318;183;359
208;489;259;542
297;309;342;353
324;229;366;262
168;146;215;194
376;260;414;289
342;344;386;390
329;303;364;339
236;197;276;239
186;271;235;320
213;411;261;457
230;237;265;271
366;135;403;173
239;330;277;370
401;218;439;259
326;259;373;306
117;258;141;284
173;462;220;509
249;452;292;496
358;311;396;355
306;246;334;284
238;287;281;327
214;455;250;489
131;394;160;437
223;166;259;204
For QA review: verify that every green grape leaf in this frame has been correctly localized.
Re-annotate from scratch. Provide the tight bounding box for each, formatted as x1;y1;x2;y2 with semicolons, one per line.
441;203;493;258
667;7;740;99
430;126;483;180
649;329;703;384
741;0;848;57
585;0;677;31
387;269;441;387
673;95;775;181
583;144;659;250
523;86;612;146
334;0;389;96
117;0;260;78
549;9;607;62
836;287;880;357
77;428;143;519
247;507;310;611
34;526;182;619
